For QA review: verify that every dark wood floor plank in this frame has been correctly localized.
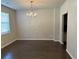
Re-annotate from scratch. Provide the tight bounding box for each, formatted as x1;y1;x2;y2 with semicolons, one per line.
2;40;71;59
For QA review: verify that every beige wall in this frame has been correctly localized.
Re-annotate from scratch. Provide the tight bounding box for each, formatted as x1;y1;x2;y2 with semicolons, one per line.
16;9;55;39
1;5;17;48
54;8;60;41
60;0;77;59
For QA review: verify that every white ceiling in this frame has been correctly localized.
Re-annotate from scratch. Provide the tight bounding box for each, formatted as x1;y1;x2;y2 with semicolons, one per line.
1;0;65;10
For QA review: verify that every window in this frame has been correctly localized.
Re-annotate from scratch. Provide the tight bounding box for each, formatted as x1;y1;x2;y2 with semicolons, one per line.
1;12;10;35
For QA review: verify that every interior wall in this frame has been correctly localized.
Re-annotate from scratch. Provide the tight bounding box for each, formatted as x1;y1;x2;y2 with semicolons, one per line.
16;9;55;39
60;0;77;59
54;7;60;41
1;5;17;48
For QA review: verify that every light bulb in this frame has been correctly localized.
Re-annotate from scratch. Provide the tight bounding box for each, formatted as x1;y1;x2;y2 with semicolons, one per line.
34;13;37;16
26;12;38;17
29;12;33;16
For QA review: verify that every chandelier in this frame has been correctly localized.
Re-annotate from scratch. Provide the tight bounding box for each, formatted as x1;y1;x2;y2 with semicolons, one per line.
26;1;38;17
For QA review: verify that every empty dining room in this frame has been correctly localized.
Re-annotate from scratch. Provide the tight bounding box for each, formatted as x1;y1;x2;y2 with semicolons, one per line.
1;0;77;59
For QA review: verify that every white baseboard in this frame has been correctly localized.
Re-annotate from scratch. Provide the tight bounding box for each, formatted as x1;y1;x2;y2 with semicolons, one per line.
1;39;16;49
17;38;63;44
59;40;63;44
66;49;74;59
53;39;63;44
17;38;54;40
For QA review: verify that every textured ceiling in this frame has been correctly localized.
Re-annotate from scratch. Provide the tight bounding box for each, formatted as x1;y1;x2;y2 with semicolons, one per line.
1;0;65;10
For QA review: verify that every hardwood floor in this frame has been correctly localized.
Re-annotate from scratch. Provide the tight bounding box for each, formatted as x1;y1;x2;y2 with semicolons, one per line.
2;40;71;59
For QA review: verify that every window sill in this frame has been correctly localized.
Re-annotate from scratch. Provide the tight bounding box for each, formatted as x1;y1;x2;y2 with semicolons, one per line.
1;32;11;36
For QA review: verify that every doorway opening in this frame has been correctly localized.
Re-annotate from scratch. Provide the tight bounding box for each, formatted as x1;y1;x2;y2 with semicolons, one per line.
62;13;68;49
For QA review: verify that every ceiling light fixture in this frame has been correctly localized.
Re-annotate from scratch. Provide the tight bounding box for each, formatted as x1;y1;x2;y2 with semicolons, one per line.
26;1;38;17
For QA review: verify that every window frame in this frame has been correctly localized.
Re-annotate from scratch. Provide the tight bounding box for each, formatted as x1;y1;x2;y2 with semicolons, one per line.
1;12;11;35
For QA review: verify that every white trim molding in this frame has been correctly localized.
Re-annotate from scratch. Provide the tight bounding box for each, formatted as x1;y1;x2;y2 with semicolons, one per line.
66;49;75;59
1;39;16;48
59;40;63;44
17;38;55;40
53;39;63;44
17;38;63;44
